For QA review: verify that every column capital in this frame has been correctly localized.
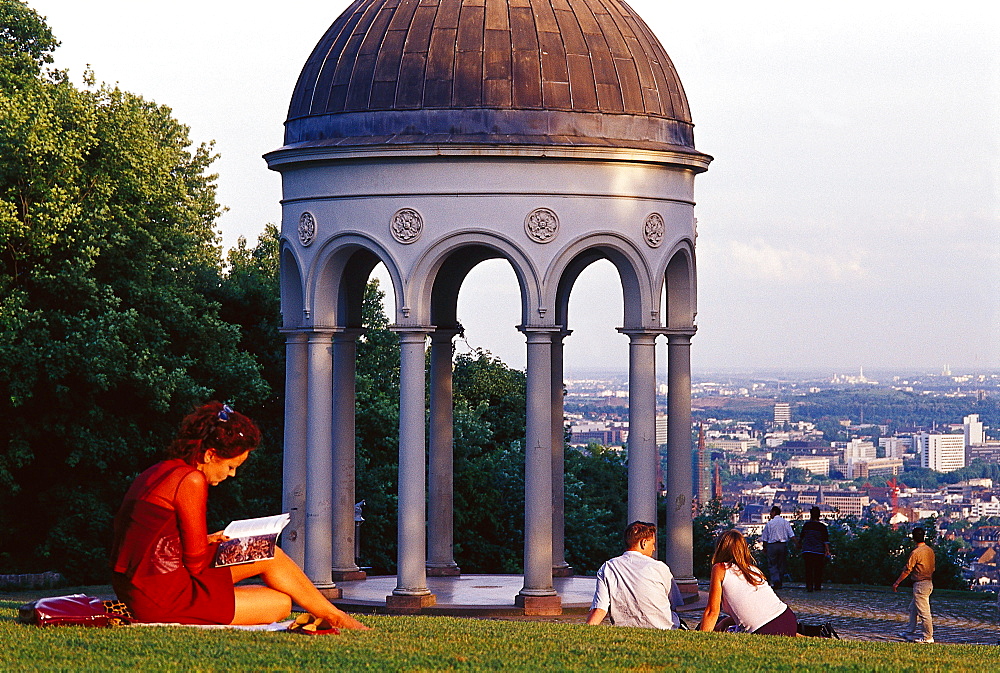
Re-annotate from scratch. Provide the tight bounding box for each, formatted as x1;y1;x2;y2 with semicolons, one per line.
616;328;661;343
390;325;433;344
430;325;464;341
279;329;311;343
662;327;698;339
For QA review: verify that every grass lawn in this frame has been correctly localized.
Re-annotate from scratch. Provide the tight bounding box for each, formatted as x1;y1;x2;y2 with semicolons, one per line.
3;596;1000;671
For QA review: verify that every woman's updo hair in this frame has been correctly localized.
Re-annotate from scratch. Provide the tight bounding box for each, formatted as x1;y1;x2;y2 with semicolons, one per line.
166;401;261;464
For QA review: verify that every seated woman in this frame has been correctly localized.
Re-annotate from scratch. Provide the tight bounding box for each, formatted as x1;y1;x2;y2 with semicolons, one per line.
110;401;369;629
699;529;798;636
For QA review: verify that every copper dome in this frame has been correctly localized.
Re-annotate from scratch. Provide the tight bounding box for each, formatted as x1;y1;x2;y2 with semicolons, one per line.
283;0;701;154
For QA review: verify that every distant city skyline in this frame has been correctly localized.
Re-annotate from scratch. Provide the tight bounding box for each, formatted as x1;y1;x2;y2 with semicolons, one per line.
28;0;1000;371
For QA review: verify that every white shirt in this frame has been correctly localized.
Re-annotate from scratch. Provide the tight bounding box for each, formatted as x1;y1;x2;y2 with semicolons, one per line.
591;551;682;629
720;564;787;632
761;515;795;543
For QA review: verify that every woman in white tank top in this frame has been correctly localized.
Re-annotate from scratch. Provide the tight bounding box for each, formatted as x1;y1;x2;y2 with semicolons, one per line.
699;529;799;636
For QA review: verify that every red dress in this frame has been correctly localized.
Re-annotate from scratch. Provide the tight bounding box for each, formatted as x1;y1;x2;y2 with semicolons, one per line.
110;459;236;624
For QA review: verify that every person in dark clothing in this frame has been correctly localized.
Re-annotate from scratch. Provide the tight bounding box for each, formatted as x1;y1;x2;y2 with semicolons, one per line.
798;506;831;592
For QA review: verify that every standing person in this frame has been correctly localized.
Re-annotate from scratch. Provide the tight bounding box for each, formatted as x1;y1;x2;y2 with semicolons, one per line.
699;529;798;636
893;527;935;643
799;507;831;592
585;521;683;629
111;401;370;629
761;506;796;589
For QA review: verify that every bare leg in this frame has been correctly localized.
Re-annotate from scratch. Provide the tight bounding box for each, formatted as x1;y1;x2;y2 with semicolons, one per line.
229;548;370;629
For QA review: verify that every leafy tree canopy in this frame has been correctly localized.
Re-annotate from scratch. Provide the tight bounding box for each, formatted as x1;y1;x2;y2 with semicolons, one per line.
0;5;267;580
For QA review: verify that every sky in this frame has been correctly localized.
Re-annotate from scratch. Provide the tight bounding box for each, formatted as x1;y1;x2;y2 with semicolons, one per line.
27;0;1000;375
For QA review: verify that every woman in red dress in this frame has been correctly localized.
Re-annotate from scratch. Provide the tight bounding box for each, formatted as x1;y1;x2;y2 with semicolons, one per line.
110;401;368;628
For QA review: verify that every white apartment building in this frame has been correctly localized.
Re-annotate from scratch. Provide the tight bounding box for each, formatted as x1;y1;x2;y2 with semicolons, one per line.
843;439;876;464
965;414;985;446
707;439;756;453
846;457;904;479
916;432;966;473
787;456;830;477
656;415;667;446
773;403;791;425
879;437;909;459
972;497;1000;519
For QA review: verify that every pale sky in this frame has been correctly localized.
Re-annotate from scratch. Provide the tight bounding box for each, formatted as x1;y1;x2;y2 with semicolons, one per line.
27;0;1000;374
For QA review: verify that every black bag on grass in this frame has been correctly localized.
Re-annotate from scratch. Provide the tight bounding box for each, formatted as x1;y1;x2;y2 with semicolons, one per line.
797;621;839;638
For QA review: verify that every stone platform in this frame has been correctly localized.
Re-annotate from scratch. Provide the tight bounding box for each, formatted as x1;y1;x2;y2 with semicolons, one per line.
332;574;599;616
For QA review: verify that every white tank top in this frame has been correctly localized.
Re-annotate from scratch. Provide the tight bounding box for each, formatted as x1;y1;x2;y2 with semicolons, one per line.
720;564;787;632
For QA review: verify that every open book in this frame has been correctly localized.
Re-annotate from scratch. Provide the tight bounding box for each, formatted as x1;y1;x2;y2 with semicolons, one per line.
213;513;291;567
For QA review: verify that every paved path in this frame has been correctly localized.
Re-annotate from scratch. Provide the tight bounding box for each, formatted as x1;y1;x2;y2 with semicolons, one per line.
778;585;1000;645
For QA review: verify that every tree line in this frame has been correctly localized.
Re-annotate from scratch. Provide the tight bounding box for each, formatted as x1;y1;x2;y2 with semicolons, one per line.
0;1;630;583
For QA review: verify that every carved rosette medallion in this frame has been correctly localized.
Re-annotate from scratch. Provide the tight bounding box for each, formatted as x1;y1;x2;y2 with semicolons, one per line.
644;212;665;248
297;211;317;247
390;208;423;244
524;208;559;243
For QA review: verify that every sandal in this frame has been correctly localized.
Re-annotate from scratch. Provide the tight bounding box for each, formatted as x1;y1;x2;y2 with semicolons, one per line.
287;613;341;636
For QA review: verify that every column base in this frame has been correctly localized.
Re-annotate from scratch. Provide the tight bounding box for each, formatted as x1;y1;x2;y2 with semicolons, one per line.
514;594;562;616
331;569;367;581
426;564;461;577
552;565;575;578
316;586;342;600
385;593;437;615
675;576;700;604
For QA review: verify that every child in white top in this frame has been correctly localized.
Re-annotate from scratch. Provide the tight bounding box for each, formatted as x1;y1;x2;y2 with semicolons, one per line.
700;529;798;636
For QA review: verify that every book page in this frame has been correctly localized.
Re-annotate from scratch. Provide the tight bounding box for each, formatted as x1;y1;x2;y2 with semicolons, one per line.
222;513;290;539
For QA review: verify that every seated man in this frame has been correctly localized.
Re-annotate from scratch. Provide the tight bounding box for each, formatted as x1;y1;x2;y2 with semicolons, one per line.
586;521;683;629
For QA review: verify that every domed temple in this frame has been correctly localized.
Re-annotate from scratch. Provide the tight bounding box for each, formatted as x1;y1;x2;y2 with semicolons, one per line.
266;0;712;614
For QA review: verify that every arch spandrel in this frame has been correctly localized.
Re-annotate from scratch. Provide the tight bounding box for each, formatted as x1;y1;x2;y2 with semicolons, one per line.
305;233;404;329
544;233;658;332
407;231;541;329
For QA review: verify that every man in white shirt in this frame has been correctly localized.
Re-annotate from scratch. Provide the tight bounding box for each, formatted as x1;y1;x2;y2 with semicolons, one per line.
586;521;683;629
761;506;797;589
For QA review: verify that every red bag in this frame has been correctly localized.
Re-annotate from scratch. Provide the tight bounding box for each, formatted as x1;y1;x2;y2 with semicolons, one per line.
17;594;113;627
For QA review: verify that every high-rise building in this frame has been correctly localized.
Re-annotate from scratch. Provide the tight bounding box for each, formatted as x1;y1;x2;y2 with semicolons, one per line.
843;439;876;463
655;414;668;446
916;432;966;473
964;414;985;446
693;425;711;507
879;437;908;459
773;402;791;426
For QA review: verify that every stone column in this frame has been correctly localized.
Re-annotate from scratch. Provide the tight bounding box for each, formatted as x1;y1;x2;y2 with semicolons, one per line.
516;328;561;615
551;330;573;577
665;329;697;599
280;330;309;567
304;330;339;597
386;328;436;613
331;328;365;581
427;327;462;576
620;330;659;530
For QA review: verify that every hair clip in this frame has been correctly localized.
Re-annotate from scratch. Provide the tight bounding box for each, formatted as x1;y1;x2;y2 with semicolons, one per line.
218;404;234;422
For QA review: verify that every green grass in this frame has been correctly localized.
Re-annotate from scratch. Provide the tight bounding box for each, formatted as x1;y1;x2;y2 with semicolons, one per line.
3;599;1000;672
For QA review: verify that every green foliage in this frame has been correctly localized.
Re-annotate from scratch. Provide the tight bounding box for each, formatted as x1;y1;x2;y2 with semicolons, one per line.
563;444;628;574
691;500;742;577
0;0;57;90
0;12;267;581
785;518;966;589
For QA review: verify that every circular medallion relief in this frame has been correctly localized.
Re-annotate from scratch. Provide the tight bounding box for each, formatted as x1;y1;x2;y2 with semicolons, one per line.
644;213;665;248
524;208;559;244
298;211;317;247
390;208;423;244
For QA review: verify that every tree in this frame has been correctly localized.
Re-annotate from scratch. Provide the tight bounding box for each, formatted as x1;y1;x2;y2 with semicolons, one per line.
0;4;267;581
